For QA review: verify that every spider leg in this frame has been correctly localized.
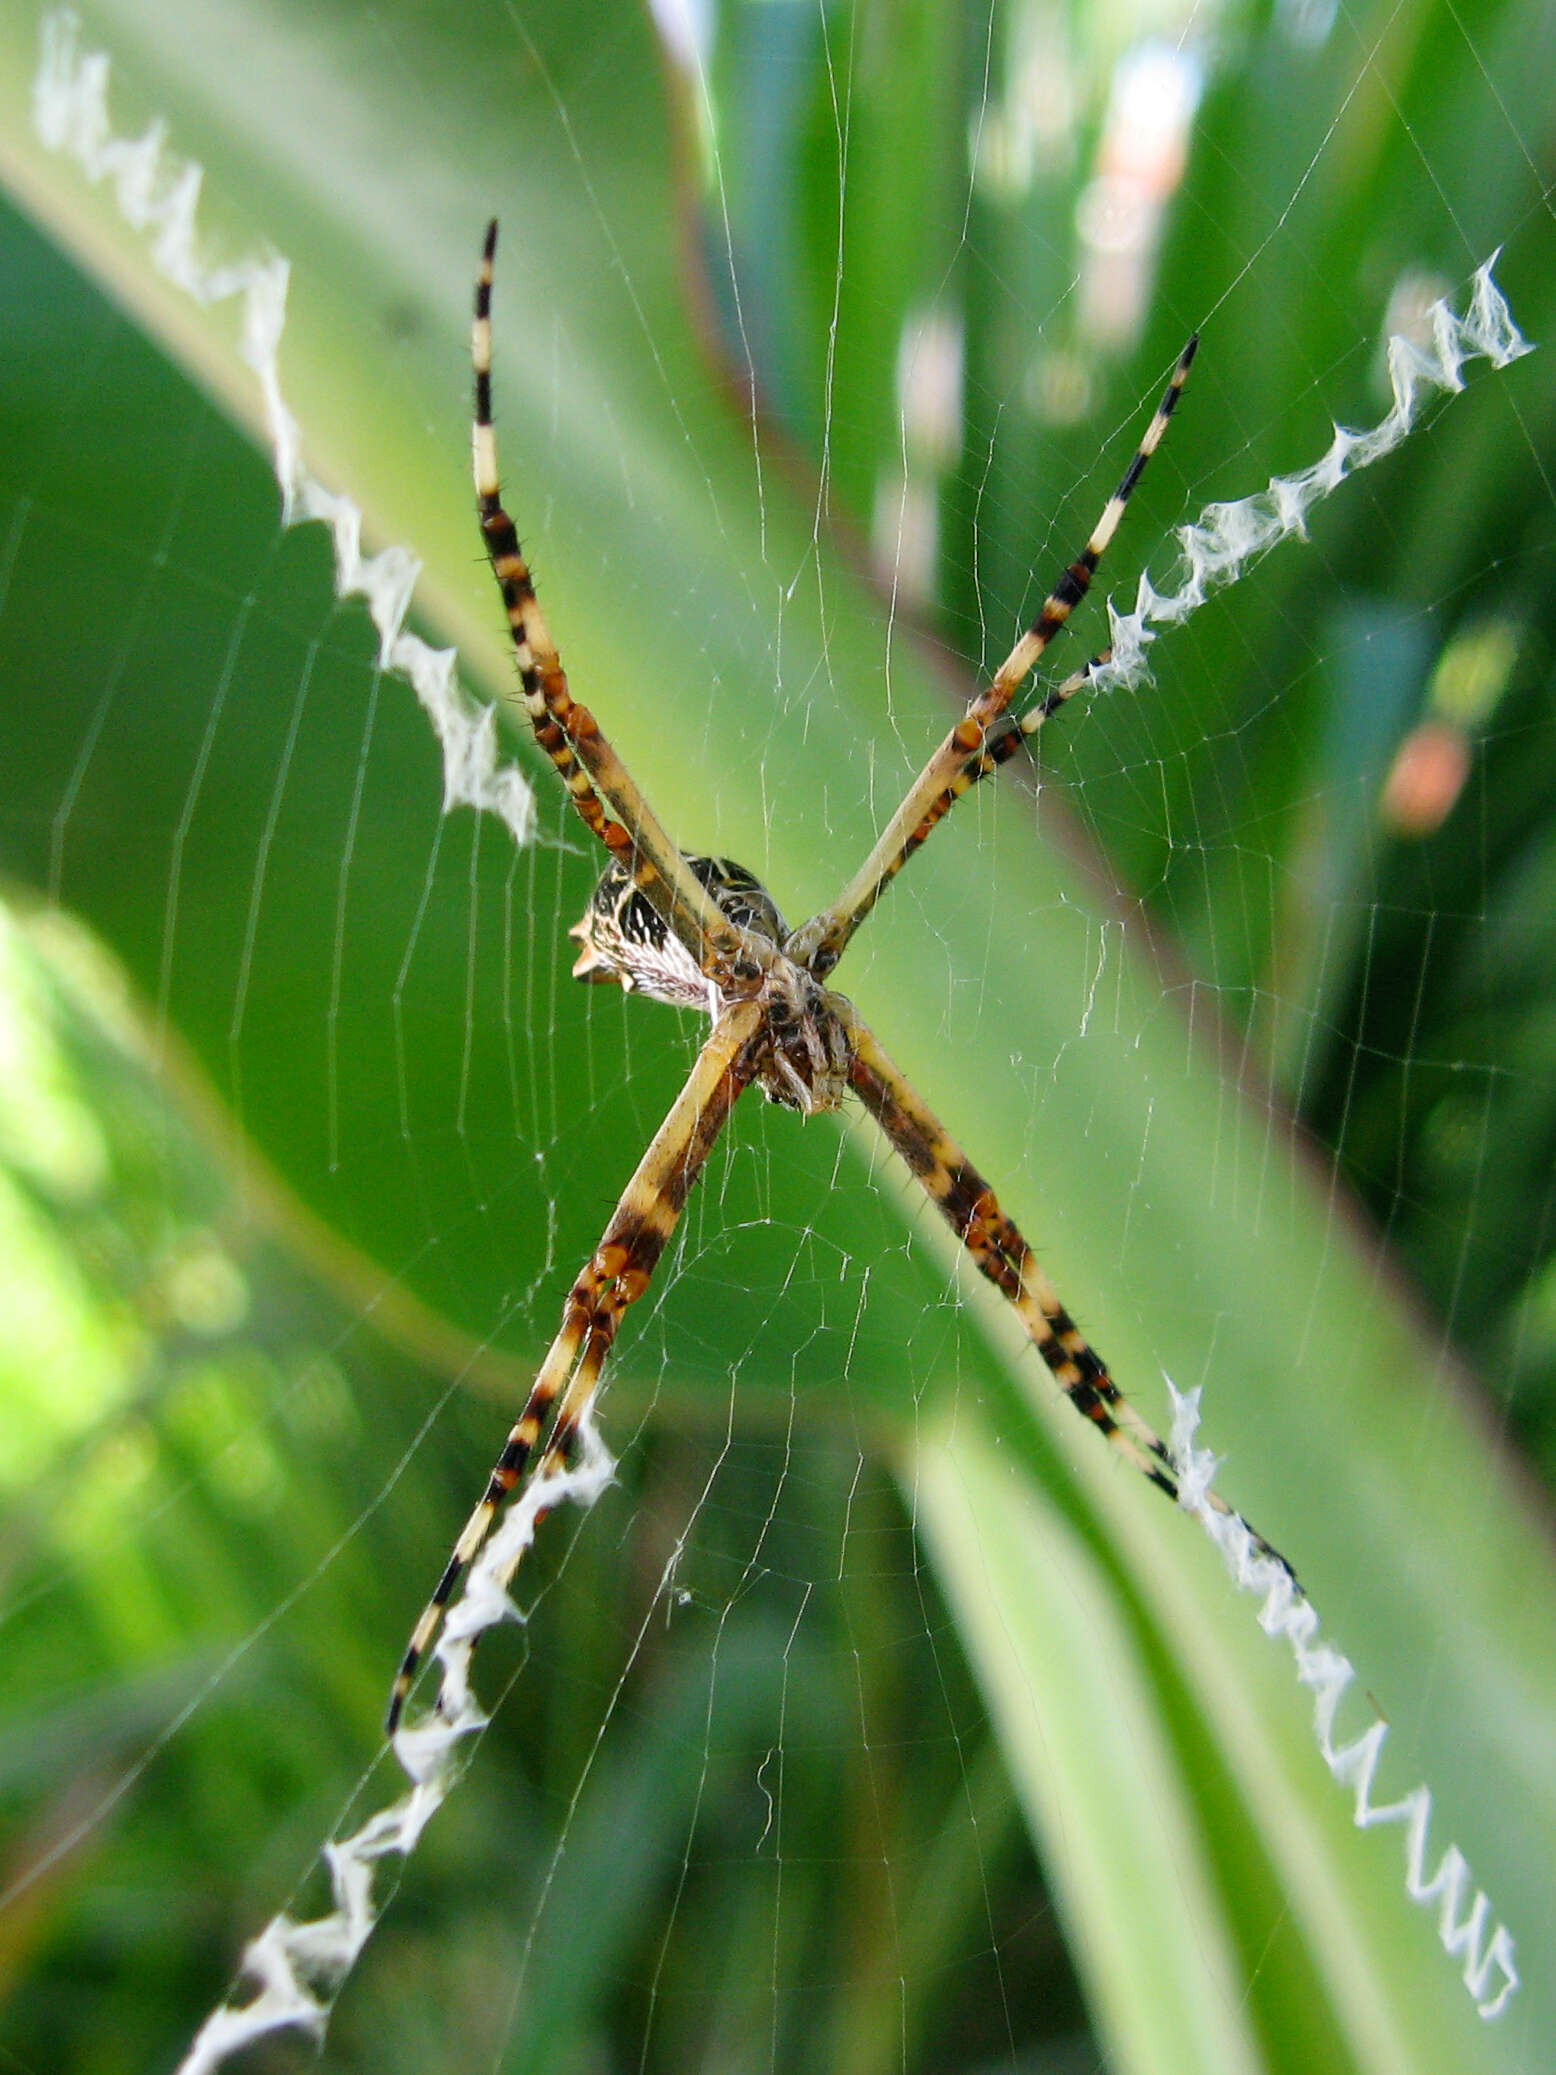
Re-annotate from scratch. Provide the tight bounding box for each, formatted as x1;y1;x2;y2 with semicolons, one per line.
388;998;762;1733
475;224;767;988
847;1020;1295;1577
790;340;1194;977
859;648;1106;882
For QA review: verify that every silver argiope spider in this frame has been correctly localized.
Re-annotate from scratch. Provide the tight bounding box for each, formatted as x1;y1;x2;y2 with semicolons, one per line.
387;222;1295;1733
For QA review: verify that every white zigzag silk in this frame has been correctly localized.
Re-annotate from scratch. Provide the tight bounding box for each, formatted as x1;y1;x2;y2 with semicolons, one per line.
33;10;536;849
1169;1388;1518;2020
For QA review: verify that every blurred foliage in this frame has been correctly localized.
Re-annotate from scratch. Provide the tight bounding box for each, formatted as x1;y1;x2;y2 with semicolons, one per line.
0;2;1554;2074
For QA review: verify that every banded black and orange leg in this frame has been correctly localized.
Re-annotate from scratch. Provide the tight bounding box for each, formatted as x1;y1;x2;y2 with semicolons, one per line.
388;998;764;1732
848;1021;1294;1571
862;649;1106;877
475;224;764;985
790;339;1195;976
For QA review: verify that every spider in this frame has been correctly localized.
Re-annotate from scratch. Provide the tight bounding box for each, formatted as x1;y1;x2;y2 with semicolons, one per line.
387;222;1294;1734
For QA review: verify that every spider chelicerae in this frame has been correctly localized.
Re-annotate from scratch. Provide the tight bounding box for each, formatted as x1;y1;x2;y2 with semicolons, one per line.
387;222;1294;1733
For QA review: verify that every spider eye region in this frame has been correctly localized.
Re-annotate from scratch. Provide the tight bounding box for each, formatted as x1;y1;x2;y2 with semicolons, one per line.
568;854;786;1006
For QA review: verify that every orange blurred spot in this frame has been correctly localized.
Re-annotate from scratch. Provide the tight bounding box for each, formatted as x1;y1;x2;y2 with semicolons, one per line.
1380;720;1472;836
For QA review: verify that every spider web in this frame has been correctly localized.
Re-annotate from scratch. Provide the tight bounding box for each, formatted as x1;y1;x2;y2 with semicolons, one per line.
1;3;1554;2072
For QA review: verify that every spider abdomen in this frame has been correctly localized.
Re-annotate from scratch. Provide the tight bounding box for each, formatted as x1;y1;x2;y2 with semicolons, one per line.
569;855;787;1008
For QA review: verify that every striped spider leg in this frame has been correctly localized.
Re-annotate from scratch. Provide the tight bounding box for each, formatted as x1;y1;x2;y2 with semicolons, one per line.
389;1000;761;1731
473;221;771;999
390;238;1288;1736
786;335;1195;979
848;1025;1292;1570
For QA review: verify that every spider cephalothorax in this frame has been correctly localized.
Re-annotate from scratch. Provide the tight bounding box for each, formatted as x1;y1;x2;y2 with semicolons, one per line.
744;953;855;1114
570;854;855;1112
385;221;1293;1736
